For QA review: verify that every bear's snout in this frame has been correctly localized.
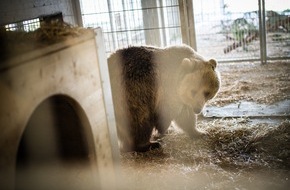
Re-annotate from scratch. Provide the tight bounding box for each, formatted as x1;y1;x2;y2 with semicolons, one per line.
193;104;204;114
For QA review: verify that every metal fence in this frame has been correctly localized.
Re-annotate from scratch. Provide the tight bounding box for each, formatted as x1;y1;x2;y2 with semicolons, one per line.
80;0;181;54
2;13;65;32
192;0;261;61
80;0;290;63
193;0;290;62
4;18;40;32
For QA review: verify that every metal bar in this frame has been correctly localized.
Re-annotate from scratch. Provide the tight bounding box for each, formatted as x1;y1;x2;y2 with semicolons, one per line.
142;0;161;46
81;5;179;16
261;0;267;64
258;0;263;64
264;57;290;61
178;0;196;50
186;0;197;50
71;0;83;27
218;57;290;64
159;0;167;46
122;0;131;45
107;0;117;50
258;0;267;64
104;25;180;33
179;0;190;45
218;58;262;63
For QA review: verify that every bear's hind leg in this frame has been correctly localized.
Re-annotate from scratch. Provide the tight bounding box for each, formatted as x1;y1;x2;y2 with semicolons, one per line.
151;112;171;142
134;120;161;152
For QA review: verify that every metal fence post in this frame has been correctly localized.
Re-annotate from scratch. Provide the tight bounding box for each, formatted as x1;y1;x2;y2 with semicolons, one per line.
258;0;267;64
107;0;117;50
179;0;197;50
141;0;162;46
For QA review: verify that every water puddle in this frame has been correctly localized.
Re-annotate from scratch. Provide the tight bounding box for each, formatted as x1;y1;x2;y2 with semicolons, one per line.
203;99;290;118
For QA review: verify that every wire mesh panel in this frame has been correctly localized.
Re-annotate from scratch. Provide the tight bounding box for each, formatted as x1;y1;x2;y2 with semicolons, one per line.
193;0;290;61
3;13;64;32
265;1;290;59
80;0;182;54
4;18;40;32
193;0;261;61
80;0;289;61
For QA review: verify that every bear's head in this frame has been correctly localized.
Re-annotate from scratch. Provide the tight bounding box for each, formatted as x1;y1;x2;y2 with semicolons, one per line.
177;57;220;114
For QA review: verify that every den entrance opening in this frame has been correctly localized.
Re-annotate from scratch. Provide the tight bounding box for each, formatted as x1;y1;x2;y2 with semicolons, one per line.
16;95;98;189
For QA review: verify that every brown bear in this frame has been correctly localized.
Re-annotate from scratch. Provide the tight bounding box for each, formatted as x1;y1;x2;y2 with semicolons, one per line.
108;45;220;152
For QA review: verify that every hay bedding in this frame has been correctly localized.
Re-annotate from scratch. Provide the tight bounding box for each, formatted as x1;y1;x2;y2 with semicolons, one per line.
120;119;290;189
208;61;290;107
204;119;290;169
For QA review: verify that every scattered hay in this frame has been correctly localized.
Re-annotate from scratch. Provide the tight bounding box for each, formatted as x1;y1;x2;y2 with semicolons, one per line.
120;119;290;189
122;119;290;169
35;21;84;43
205;119;290;169
209;61;290;107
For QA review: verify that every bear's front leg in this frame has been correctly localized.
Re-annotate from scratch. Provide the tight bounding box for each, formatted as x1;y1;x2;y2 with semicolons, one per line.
174;107;205;138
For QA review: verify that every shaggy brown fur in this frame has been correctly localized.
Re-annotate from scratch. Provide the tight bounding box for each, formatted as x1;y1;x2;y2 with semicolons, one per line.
108;45;220;152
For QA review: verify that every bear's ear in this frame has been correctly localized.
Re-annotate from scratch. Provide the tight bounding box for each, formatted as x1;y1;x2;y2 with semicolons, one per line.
208;59;217;70
181;58;194;69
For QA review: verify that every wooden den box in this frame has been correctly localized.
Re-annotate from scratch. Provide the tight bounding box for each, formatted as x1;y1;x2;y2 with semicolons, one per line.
0;28;119;190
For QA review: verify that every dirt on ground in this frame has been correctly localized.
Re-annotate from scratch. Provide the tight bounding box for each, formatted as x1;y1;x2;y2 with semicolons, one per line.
118;61;290;190
209;60;290;107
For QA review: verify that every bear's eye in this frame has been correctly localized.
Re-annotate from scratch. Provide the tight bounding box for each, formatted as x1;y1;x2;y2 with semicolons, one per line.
204;91;210;98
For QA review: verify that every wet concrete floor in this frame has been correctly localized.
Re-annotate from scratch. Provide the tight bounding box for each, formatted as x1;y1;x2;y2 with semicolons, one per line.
202;100;290;124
